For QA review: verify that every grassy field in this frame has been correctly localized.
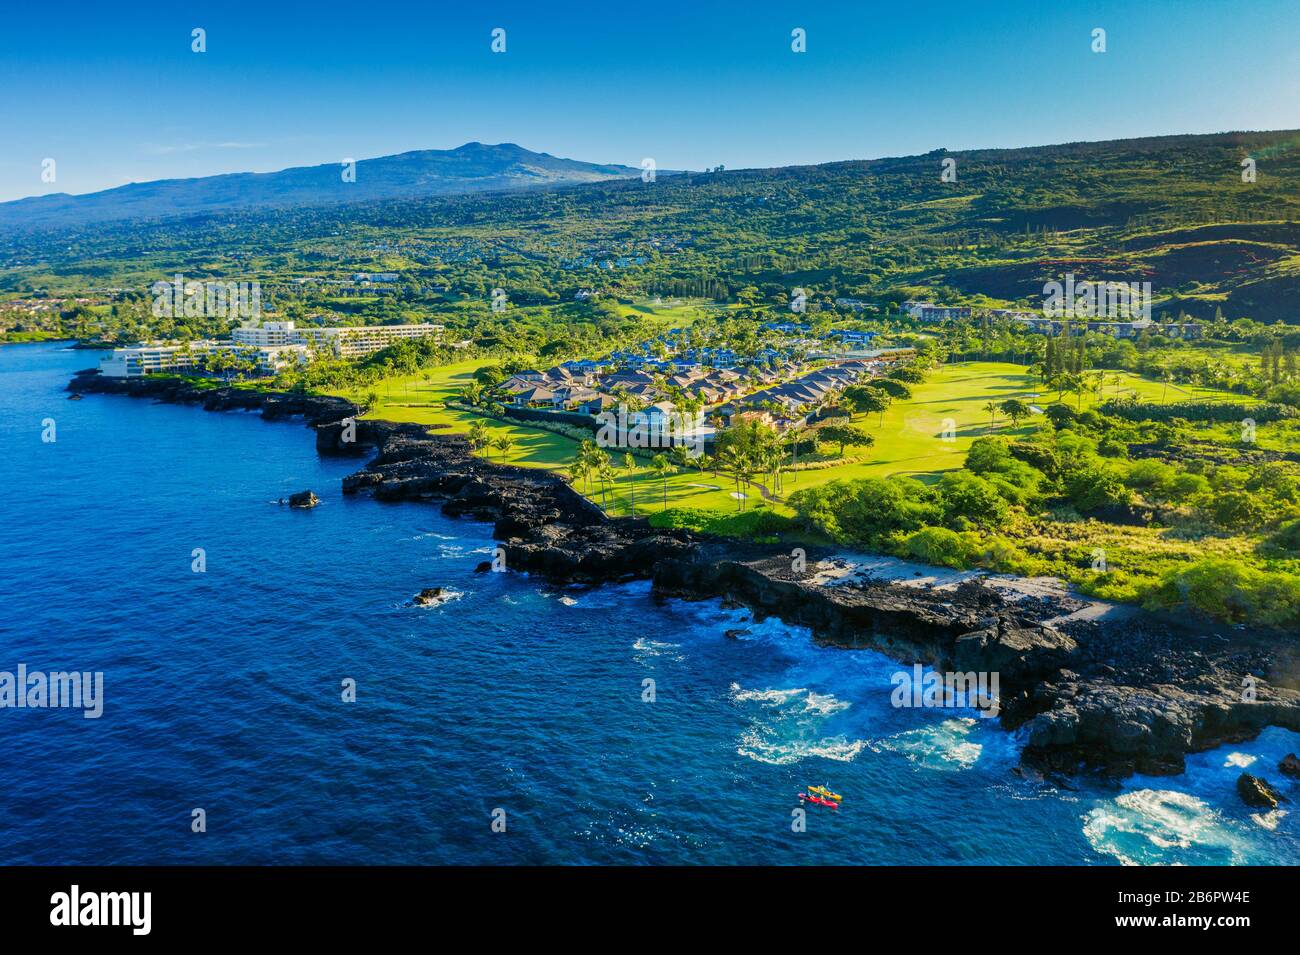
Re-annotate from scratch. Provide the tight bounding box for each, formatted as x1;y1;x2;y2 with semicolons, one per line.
345;358;1256;518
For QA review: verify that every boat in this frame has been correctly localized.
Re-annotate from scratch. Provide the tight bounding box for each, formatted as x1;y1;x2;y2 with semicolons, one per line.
797;792;839;809
808;785;842;802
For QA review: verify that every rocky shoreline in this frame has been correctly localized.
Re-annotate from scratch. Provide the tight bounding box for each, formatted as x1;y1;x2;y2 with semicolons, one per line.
69;370;1300;782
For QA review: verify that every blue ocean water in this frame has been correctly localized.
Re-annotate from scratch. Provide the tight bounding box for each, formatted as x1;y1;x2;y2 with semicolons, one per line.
2;341;1298;865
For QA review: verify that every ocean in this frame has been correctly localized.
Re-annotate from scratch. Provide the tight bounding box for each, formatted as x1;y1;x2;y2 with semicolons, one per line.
2;341;1297;865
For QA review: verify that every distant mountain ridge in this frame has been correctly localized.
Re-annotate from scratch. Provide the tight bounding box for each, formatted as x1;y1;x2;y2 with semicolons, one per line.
0;142;642;228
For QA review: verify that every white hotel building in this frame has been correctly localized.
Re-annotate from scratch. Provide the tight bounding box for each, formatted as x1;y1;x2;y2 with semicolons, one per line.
232;321;445;358
100;321;444;377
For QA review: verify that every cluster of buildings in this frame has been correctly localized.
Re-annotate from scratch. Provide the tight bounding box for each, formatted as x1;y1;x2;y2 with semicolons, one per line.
715;359;880;423
1010;316;1204;339
902;301;974;322
488;321;905;444
762;322;877;350
98;321;444;378
900;300;1204;338
498;362;791;417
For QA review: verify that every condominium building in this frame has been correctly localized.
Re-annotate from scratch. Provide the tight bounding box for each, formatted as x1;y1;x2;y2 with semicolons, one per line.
99;341;309;377
98;343;206;378
903;301;973;322
229;321;300;347
231;320;444;358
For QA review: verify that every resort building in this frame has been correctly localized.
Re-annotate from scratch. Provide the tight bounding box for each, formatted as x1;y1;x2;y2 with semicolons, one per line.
903;302;973;322
232;321;444;358
98;343;205;378
99;341;309;377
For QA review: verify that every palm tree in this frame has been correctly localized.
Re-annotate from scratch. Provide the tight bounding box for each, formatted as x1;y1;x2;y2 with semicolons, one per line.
785;430;803;485
715;447;744;508
568;459;591;491
595;458;617;511
734;452;756;511
468;420;489;454
623;453;638;516
649;454;675;511
493;433;515;461
1067;373;1087;410
983;401;999;430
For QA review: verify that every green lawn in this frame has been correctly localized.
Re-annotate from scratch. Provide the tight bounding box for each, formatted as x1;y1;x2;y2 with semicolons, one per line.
342;358;1255;519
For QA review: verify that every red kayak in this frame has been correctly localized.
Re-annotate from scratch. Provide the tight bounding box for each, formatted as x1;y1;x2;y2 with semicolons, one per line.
797;792;839;809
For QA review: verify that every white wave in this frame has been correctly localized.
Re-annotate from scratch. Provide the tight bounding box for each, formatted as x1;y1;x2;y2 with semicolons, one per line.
633;638;683;662
871;717;983;770
737;725;867;765
730;684;806;705
1252;809;1287;831
411;588;463;608
1082;789;1245;866
731;683;860;765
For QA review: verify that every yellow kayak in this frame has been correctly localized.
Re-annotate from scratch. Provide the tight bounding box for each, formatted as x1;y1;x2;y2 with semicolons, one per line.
808;785;842;802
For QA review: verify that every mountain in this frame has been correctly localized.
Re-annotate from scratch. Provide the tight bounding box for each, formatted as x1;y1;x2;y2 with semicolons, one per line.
0;143;642;229
7;130;1300;322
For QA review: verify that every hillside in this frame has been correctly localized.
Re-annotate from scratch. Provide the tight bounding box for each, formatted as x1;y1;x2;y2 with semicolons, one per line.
0;142;642;229
4;129;1300;322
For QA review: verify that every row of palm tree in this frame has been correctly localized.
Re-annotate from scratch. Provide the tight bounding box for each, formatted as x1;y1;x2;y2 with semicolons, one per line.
467;420;516;460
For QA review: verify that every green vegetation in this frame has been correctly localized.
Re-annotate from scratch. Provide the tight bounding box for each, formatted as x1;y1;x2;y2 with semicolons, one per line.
10;129;1300;626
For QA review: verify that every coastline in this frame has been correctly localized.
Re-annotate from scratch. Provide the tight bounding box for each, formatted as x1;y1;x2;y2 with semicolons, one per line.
68;368;1300;782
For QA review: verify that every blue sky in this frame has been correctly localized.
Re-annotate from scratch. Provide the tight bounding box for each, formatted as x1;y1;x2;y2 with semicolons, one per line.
1;0;1297;201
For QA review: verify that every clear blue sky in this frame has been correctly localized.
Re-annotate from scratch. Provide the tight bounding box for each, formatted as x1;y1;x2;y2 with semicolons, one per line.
1;0;1297;201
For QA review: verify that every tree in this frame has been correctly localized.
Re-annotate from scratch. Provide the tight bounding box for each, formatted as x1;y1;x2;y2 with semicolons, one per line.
595;457;616;511
493;432;515;460
649;454;675;510
623;453;638;516
468;420;490;454
983;401;999;429
842;384;888;425
999;398;1031;429
816;423;875;458
568;459;591;492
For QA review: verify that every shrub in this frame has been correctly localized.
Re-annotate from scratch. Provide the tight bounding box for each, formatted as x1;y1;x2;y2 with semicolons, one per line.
1097;436;1128;458
901;527;972;569
1202;490;1274;532
1269;519;1300;553
1009;441;1061;479
1101;399;1295;424
966;437;1043;499
973;537;1038;576
648;506;796;540
1044;404;1077;429
937;470;1010;528
888;365;925;384
1124;458;1210;501
1144;558;1300;627
788;476;941;545
1062;461;1132;513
